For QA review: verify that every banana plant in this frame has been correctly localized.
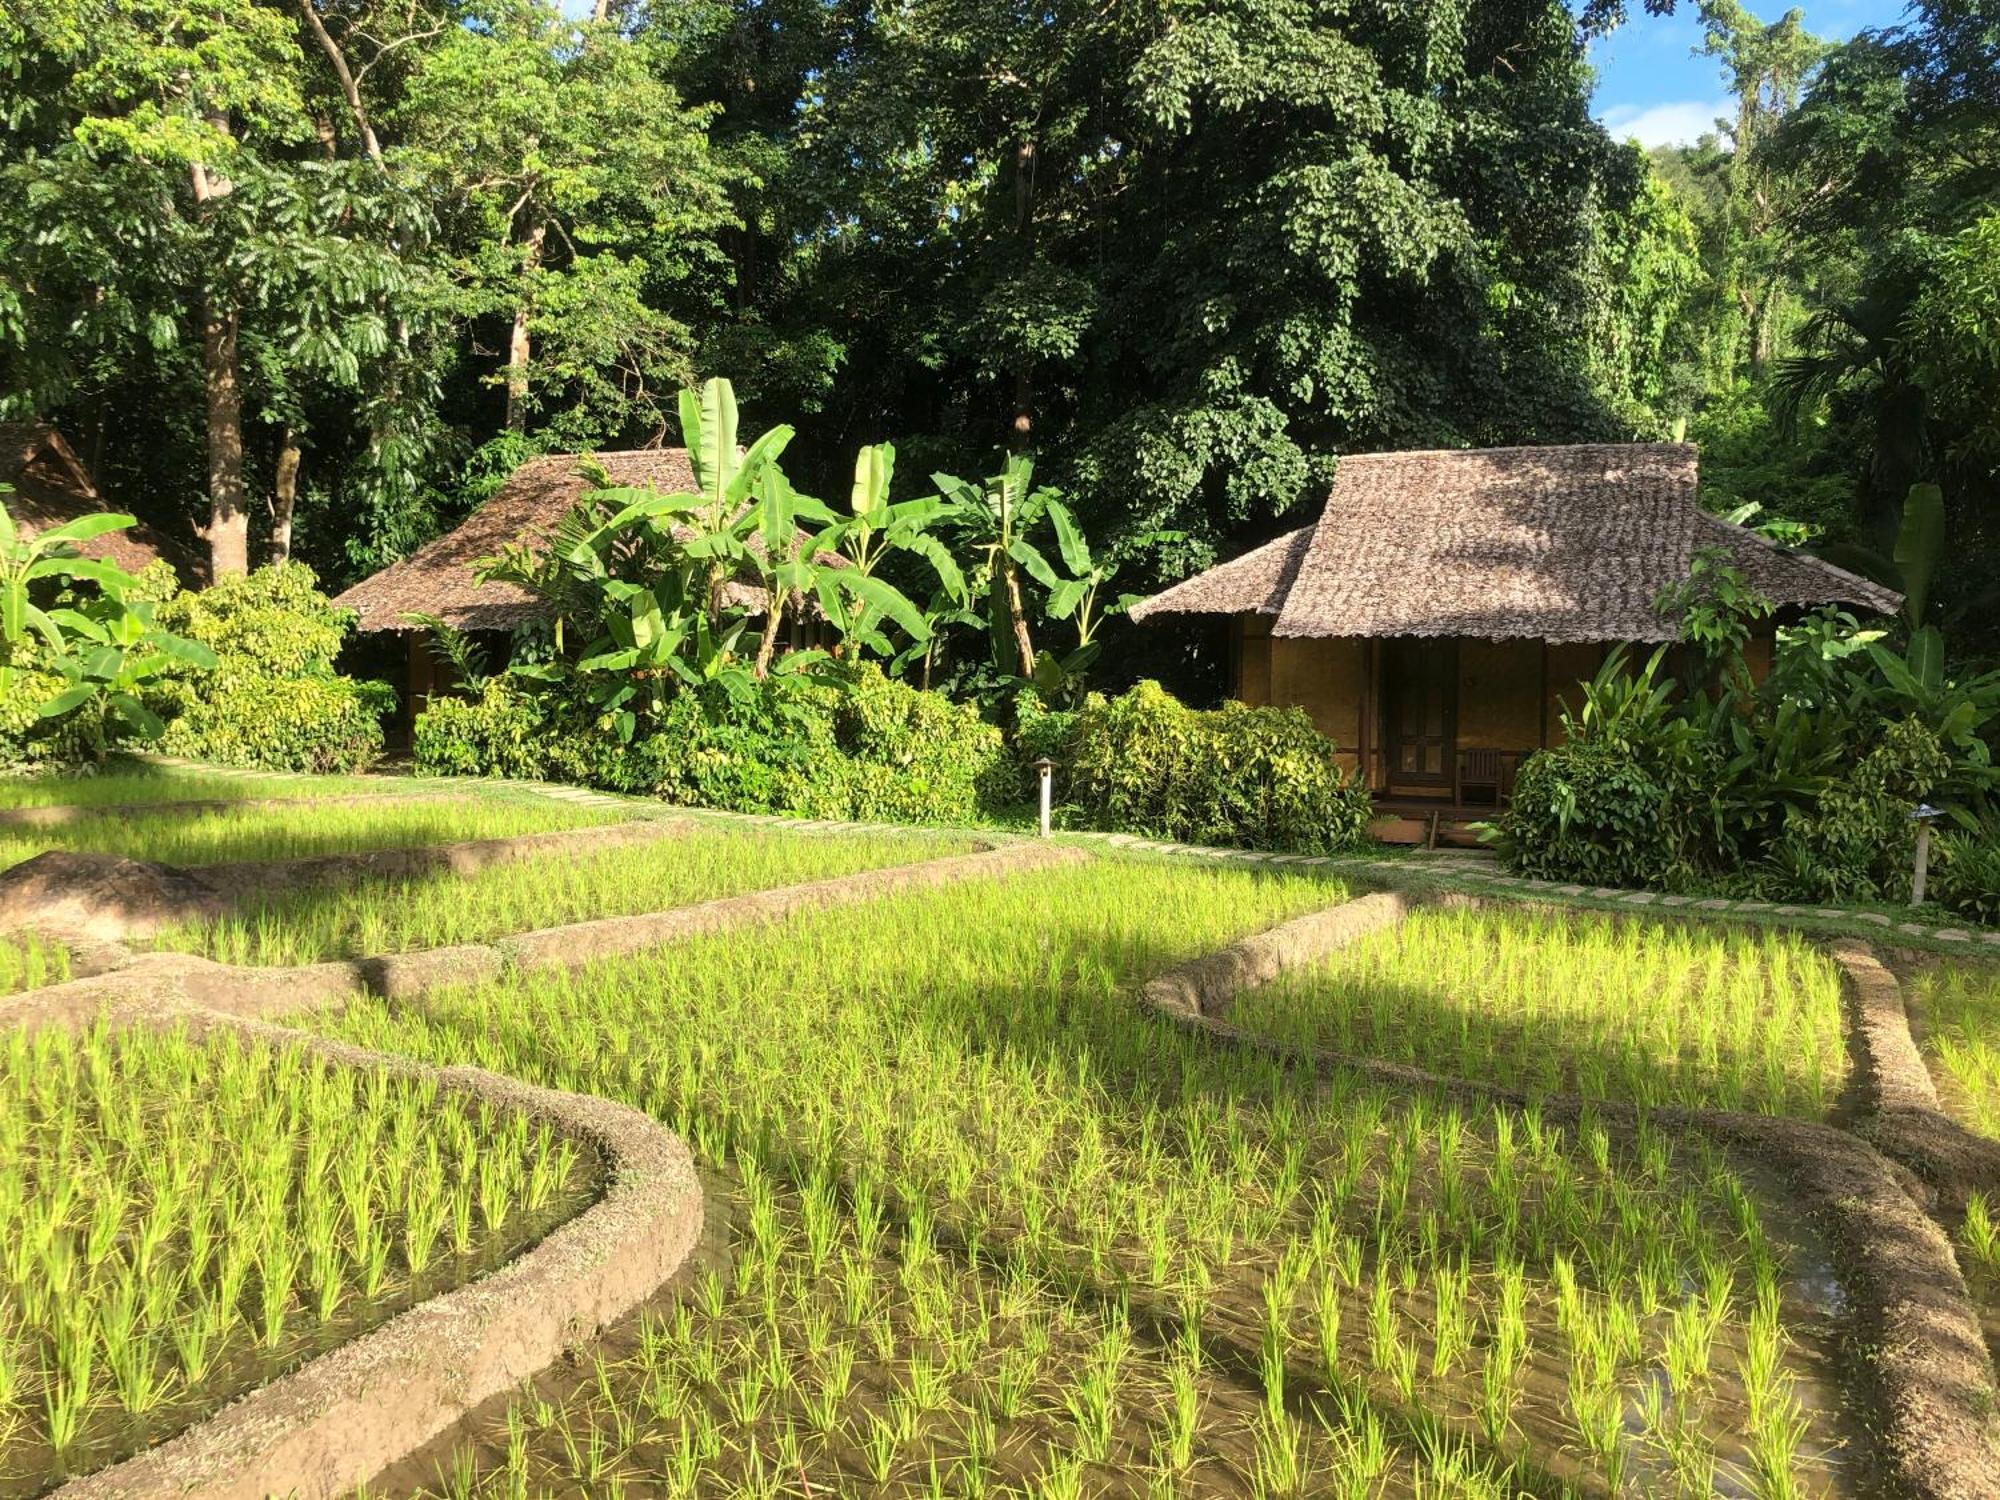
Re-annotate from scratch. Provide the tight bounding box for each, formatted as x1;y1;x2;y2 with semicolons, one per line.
38;595;217;756
1029;498;1131;702
929;454;1063;677
812;442;959;665
0;490;144;691
678;377;795;625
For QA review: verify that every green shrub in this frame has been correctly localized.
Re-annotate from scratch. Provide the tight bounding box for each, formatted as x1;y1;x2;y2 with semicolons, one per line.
1495;741;1691;890
411;681;552;780
1057;681;1371;853
1754;719;1955;904
413;665;1004;828
0;659;90;771
1933;831;2000;927
149;565;389;773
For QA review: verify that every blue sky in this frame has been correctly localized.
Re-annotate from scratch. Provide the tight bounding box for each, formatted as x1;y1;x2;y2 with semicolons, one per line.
1590;0;1910;147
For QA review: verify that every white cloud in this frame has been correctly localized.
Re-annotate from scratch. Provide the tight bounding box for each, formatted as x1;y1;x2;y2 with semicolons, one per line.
1598;99;1731;149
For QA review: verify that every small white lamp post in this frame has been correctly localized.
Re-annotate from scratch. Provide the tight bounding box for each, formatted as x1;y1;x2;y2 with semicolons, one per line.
1910;803;1941;907
1033;758;1056;839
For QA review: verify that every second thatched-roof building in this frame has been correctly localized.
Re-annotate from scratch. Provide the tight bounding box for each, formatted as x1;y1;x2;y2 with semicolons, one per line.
1127;443;1900;836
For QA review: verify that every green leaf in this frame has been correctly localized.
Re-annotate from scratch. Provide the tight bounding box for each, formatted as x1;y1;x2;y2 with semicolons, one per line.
1906;625;1946;691
851;442;895;518
1008;538;1061;590
1046;499;1091;577
838;571;929;640
36;684;93;719
1894;482;1944;626
107;693;164;740
38;513;137;546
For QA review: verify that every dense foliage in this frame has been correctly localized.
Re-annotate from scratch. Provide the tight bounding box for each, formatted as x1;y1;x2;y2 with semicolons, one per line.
1051;680;1373;854
148;565;390;773
1491;622;2000;921
416;665;1007;828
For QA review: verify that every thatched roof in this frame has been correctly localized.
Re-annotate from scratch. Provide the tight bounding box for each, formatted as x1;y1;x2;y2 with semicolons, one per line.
1129;443;1902;643
0;423;201;582
334;448;825;633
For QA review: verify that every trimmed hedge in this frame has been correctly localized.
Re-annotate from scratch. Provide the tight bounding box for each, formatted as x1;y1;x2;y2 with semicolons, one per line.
1056;681;1372;853
150;565;390;774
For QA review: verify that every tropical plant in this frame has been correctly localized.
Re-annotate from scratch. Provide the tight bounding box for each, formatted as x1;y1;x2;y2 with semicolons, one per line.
0;493;217;756
479;379;934;736
929;456;1062;678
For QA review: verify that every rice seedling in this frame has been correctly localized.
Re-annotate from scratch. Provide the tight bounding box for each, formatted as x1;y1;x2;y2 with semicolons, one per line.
0;931;68;995
0;797;622;874
153;829;967;965
1908;960;2000;1140
306;858;1858;1497
0;1023;595;1493
0;767;420;811
1231;904;1849;1116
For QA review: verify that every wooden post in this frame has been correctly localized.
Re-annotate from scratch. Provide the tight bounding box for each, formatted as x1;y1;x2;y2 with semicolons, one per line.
1034;759;1056;838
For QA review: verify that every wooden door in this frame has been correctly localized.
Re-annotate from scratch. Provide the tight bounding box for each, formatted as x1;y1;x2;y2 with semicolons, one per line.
1384;639;1457;786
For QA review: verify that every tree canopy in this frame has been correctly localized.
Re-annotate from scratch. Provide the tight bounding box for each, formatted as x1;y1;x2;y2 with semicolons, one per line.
0;0;1993;661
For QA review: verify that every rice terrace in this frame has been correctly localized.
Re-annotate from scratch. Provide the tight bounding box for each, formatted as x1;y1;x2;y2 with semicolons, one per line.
0;759;1992;1500
3;0;1999;1495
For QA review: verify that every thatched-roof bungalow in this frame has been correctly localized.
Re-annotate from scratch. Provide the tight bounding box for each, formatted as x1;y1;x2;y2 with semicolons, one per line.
0;423;202;581
1129;443;1900;840
333;448;829;726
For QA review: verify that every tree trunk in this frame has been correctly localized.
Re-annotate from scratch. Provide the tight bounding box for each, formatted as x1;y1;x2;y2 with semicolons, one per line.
504;216;547;433
1009;138;1036;452
270;430;301;565
1002;558;1036;677
754;594;784;677
202;301;250;577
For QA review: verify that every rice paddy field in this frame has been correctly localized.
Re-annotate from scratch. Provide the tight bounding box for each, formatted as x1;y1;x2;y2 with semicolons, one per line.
0;1023;596;1496
0;767;428;810
0;797;623;873
149;828;971;965
305;861;1866;1499
1907;960;2000;1140
1227;906;1849;1119
0;934;67;996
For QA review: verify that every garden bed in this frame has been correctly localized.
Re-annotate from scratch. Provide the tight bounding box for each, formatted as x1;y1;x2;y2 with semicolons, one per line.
300;860;1871;1497
1224;904;1851;1118
0;1022;600;1497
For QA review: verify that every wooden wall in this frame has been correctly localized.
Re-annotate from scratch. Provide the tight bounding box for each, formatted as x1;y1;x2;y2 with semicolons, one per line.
1228;617;1632;791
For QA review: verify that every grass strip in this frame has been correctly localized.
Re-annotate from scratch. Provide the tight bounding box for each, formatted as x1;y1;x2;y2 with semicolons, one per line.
152;829;972;965
0;1022;595;1496
1226;904;1849;1119
0;798;622;874
314;861;1858;1498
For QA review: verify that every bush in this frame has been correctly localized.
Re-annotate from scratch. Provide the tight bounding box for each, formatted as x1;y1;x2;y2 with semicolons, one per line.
1057;681;1372;853
149;565;390;773
413;664;1005;827
0;659;90;771
1495;741;1691;890
411;681;552;780
1934;831;2000;927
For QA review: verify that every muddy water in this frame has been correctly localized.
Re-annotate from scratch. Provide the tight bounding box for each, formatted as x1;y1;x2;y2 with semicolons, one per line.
4;1156;603;1500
